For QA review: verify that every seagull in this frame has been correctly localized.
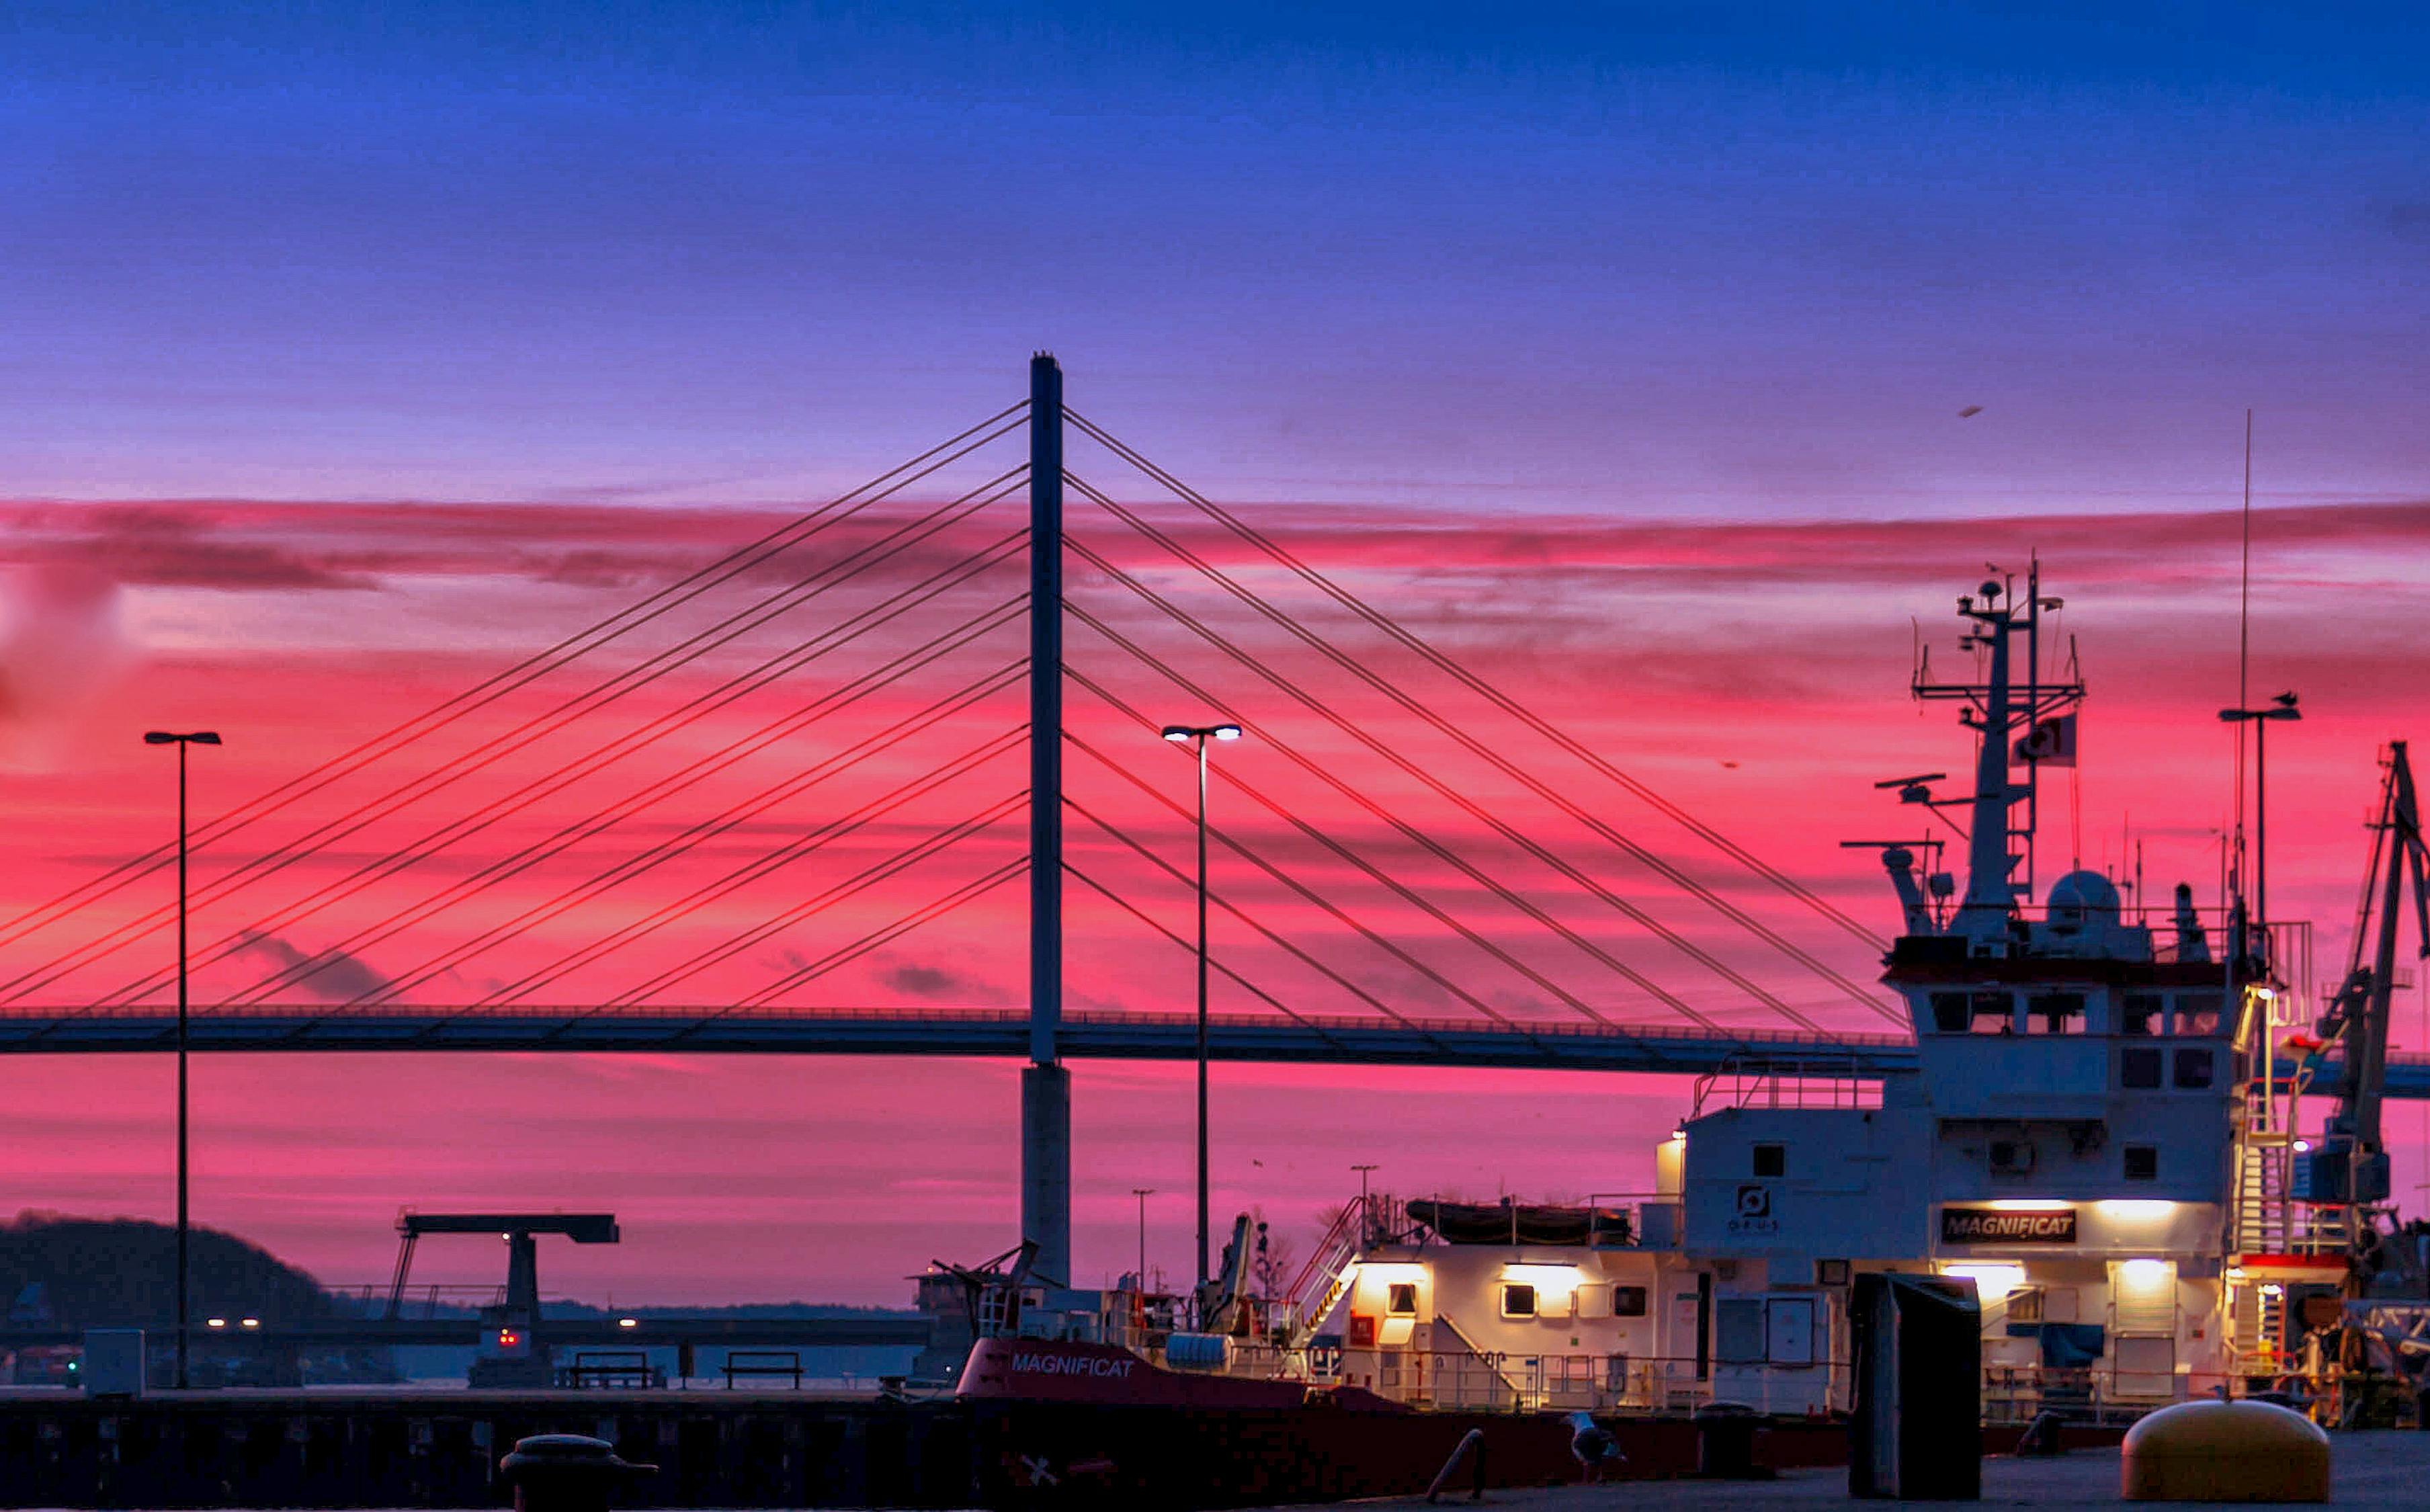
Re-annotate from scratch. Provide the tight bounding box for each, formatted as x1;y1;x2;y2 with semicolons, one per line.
1958;405;1984;419
1568;1411;1624;1483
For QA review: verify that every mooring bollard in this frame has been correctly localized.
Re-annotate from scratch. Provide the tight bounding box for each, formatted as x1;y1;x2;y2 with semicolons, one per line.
1423;1427;1486;1504
498;1433;658;1512
1692;1401;1762;1479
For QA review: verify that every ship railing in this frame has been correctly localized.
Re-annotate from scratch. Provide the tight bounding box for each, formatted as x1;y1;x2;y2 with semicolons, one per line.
1343;1351;1849;1416
1981;1362;2233;1425
1691;1058;1886;1116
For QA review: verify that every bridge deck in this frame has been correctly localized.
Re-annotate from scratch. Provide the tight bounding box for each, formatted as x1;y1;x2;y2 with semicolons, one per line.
0;1006;2421;1095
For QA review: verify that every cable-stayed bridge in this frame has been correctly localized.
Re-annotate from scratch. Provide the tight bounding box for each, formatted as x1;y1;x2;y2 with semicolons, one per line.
7;356;2419;1276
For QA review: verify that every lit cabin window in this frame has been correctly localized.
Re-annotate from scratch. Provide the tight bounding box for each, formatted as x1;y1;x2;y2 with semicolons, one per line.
2175;993;2224;1036
1386;1283;1417;1316
1500;1283;1538;1319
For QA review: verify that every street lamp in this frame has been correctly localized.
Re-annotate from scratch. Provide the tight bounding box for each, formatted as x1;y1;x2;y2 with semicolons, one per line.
2219;693;2300;965
1161;720;1241;1297
1131;1187;1155;1291
143;729;220;1392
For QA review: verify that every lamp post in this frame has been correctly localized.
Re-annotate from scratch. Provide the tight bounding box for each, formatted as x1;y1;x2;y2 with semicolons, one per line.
1132;1187;1154;1290
2219;693;2300;965
144;729;221;1392
1161;720;1241;1295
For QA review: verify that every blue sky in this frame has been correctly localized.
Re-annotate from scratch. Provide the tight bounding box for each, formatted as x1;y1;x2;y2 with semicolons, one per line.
5;1;2425;510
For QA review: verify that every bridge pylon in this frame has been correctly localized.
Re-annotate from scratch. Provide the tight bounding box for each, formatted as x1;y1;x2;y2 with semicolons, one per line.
1024;352;1071;1284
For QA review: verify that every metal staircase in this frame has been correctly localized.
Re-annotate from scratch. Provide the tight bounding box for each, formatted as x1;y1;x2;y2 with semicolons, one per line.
1282;1197;1368;1345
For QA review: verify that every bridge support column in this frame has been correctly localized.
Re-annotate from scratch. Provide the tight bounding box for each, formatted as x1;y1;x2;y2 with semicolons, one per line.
1024;352;1071;1284
1021;1063;1071;1283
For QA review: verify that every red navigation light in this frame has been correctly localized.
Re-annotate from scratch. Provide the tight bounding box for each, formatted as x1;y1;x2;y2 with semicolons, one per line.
497;1329;521;1349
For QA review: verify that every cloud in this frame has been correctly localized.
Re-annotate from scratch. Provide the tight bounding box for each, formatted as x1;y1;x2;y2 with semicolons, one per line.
233;932;395;1005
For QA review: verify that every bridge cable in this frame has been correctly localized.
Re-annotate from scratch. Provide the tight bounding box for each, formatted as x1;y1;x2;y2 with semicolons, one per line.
1063;589;1728;1030
1068;411;1887;954
1064;487;1873;1026
728;855;1032;1013
247;640;1029;1008
461;731;1029;1010
15;480;1026;1007
0;405;1027;954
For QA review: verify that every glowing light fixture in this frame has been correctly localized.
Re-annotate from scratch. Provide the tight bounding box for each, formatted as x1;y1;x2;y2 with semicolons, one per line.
206;1318;226;1329
239;1317;260;1329
2096;1200;2175;1222
618;1317;639;1329
1984;1200;2074;1212
2118;1258;2174;1287
1939;1263;2027;1298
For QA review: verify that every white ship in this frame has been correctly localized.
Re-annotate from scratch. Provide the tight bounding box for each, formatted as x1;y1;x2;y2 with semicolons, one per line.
947;566;2430;1429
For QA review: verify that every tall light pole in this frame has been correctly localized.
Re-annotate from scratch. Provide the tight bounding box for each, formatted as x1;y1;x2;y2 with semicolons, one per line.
2220;692;2300;965
144;729;220;1392
1131;1187;1154;1290
1161;720;1241;1295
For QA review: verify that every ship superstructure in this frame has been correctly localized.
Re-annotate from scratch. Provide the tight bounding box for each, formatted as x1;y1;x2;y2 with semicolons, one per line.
950;567;2421;1425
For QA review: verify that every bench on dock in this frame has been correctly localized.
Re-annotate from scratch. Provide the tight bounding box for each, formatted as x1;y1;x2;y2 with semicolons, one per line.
557;1350;663;1390
723;1349;805;1389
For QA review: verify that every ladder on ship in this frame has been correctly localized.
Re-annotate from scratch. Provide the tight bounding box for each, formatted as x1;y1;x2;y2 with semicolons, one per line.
1282;1196;1371;1345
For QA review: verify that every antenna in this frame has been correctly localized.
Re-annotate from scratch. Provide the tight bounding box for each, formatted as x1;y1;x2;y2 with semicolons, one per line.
2231;410;2254;907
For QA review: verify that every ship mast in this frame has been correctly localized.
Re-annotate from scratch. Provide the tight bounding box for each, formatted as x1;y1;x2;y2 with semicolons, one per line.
1912;563;2083;949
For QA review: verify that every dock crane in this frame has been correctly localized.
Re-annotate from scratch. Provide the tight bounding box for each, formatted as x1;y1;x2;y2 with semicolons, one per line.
2302;742;2428;1269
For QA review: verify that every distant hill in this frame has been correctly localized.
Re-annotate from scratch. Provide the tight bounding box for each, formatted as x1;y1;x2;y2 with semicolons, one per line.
0;1212;333;1331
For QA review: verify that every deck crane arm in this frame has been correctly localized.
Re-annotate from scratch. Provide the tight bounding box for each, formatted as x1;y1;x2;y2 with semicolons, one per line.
2309;742;2430;1215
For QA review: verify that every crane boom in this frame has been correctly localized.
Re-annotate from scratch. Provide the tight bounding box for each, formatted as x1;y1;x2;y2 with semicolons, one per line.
2308;743;2430;1210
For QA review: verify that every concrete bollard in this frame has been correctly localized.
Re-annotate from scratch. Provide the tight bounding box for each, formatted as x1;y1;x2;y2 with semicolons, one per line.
498;1433;658;1512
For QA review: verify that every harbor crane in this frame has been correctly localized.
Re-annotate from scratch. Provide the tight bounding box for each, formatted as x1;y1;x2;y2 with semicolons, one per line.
2302;742;2430;1294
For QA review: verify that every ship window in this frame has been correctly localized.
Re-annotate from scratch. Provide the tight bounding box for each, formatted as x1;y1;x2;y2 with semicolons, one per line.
1614;1286;1648;1318
2175;993;2224;1036
2028;992;2086;1033
2173;1047;2215;1089
1970;991;2015;1032
1386;1283;1418;1316
2121;1046;2163;1089
1753;1143;1786;1177
1500;1283;1538;1319
1929;992;1968;1032
2120;993;2163;1036
2124;1145;2159;1181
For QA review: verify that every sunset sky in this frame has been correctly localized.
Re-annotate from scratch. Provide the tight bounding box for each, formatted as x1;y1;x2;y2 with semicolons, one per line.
3;3;2428;1303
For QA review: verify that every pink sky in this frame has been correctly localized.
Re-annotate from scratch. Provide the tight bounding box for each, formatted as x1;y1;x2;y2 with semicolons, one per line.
4;472;2429;1304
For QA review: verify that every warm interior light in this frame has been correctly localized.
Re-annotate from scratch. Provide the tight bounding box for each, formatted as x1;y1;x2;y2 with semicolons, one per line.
618;1317;638;1329
1939;1263;2027;1298
1351;1261;1429;1282
206;1318;227;1329
1501;1263;1584;1299
2096;1200;2175;1222
1984;1200;2074;1212
239;1317;260;1329
2118;1258;2175;1288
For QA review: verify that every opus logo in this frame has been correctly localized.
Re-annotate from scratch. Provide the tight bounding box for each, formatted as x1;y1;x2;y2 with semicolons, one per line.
1727;1183;1779;1235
